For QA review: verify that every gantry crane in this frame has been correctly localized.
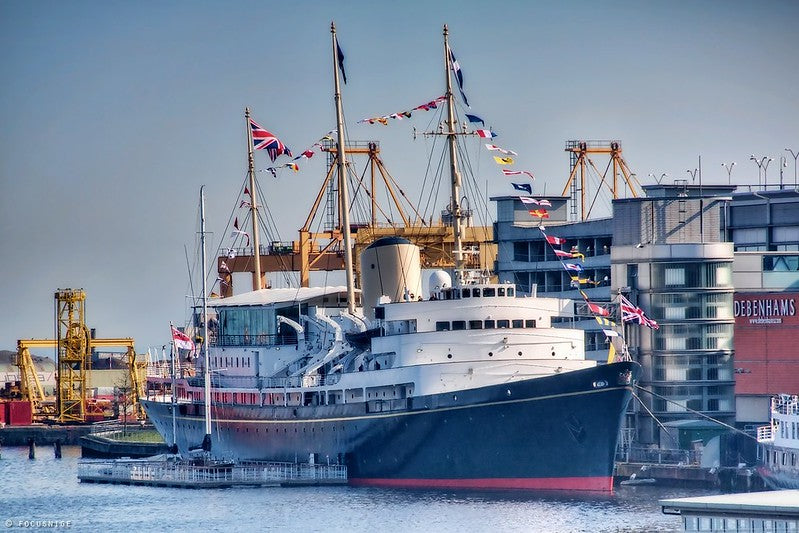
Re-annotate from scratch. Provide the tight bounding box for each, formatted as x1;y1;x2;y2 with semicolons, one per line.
562;140;643;221
15;289;147;423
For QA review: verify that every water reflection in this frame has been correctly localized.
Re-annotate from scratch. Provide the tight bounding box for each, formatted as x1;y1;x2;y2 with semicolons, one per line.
0;446;713;532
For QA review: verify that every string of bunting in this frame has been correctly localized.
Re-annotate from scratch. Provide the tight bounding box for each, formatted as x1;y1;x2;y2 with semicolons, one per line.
358;96;447;125
259;130;336;177
537;227;631;362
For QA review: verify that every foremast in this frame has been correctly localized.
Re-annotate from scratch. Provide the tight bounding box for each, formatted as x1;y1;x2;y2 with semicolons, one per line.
244;107;263;291
332;21;356;314
443;25;466;281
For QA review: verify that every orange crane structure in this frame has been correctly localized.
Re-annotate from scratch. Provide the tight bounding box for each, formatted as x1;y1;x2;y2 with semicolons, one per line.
562;140;643;221
217;140;496;295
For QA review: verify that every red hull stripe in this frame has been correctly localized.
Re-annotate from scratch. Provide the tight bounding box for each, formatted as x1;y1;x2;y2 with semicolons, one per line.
349;476;613;492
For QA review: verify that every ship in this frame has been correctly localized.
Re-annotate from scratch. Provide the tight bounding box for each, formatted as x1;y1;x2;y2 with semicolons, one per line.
142;23;639;492
756;394;799;490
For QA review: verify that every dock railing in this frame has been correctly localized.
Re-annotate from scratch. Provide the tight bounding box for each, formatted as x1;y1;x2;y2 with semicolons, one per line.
78;459;347;486
620;446;700;466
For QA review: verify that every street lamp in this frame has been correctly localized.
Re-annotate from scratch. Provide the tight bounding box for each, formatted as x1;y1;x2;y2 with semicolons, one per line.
786;148;799;188
750;155;773;189
686;168;698;184
721;162;736;184
648;172;668;184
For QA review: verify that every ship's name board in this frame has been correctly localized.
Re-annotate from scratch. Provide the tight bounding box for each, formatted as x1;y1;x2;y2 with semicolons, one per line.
734;297;796;325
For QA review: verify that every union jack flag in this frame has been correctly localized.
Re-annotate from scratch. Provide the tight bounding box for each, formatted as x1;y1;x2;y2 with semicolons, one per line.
249;118;291;162
620;294;659;330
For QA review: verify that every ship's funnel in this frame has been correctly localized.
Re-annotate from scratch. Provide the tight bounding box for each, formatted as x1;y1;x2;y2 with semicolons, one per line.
360;237;422;320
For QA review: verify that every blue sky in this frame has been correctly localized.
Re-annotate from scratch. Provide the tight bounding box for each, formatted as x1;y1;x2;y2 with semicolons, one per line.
1;0;797;353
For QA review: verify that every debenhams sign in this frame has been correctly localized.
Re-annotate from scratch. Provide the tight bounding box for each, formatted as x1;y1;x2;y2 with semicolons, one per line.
734;295;797;325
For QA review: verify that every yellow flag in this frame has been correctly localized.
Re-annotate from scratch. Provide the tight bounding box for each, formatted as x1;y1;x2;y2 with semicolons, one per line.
493;156;515;165
607;342;616;364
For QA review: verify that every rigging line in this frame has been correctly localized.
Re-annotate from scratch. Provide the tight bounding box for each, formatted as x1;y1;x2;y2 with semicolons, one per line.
416;106;447;218
254;176;297;288
634;385;758;442
631;390;679;446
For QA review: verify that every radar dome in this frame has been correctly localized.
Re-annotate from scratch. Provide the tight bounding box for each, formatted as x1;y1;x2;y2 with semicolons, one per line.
428;270;452;293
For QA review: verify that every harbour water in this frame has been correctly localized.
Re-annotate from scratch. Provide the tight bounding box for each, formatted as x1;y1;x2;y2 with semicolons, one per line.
1;445;718;532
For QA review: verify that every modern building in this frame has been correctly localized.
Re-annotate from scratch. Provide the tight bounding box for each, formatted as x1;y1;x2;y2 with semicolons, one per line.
727;188;799;430
611;184;736;443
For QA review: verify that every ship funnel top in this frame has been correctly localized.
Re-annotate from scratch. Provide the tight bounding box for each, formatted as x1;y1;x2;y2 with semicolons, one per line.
360;237;422;321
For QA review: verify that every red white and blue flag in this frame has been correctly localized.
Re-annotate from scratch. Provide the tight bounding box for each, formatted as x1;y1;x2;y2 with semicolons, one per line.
249;118;292;162
475;129;497;138
620;295;659;330
564;263;583;272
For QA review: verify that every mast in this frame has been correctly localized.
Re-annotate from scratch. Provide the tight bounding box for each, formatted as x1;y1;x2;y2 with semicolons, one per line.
332;21;356;314
244;107;263;291
443;24;465;277
200;186;212;452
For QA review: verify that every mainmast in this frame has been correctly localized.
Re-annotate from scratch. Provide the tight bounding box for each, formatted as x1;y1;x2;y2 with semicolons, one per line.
244;107;263;291
443;25;465;277
200;186;212;452
332;22;356;314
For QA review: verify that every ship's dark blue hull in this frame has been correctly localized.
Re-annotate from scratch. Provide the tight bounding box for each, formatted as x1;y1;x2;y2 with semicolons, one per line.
143;361;638;491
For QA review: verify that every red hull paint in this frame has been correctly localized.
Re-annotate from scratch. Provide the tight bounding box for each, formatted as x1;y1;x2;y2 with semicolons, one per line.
349;476;614;492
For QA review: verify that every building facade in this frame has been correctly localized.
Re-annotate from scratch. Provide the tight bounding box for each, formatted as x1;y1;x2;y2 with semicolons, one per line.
728;188;799;428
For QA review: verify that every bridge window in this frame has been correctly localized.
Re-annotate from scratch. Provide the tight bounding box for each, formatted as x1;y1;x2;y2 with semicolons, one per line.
472;288;481;297
468;320;483;329
436;321;450;331
525;319;537;328
483;288;496;297
507;288;515;297
462;289;471;298
484;320;495;329
498;287;506;297
512;319;524;328
452;321;466;331
497;320;510;329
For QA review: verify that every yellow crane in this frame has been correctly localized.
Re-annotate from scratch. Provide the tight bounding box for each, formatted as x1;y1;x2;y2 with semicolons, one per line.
15;289;147;423
16;339;57;421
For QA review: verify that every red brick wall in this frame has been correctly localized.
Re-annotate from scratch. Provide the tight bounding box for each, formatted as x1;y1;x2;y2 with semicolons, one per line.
734;292;799;395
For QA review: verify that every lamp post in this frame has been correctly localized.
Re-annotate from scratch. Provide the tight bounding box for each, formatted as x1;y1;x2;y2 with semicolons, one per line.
786;148;799;188
648;172;668;184
750;155;773;189
722;162;736;184
686;168;698;184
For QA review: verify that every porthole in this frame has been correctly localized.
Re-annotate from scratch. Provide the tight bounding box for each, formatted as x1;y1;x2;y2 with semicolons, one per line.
518;351;522;356
447;353;452;359
488;352;493;357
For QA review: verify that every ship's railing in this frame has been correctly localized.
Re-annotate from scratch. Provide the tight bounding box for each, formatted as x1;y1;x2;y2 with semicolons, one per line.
213;333;298;348
772;394;799;416
78;460;347;484
757;424;774;442
187;373;342;391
